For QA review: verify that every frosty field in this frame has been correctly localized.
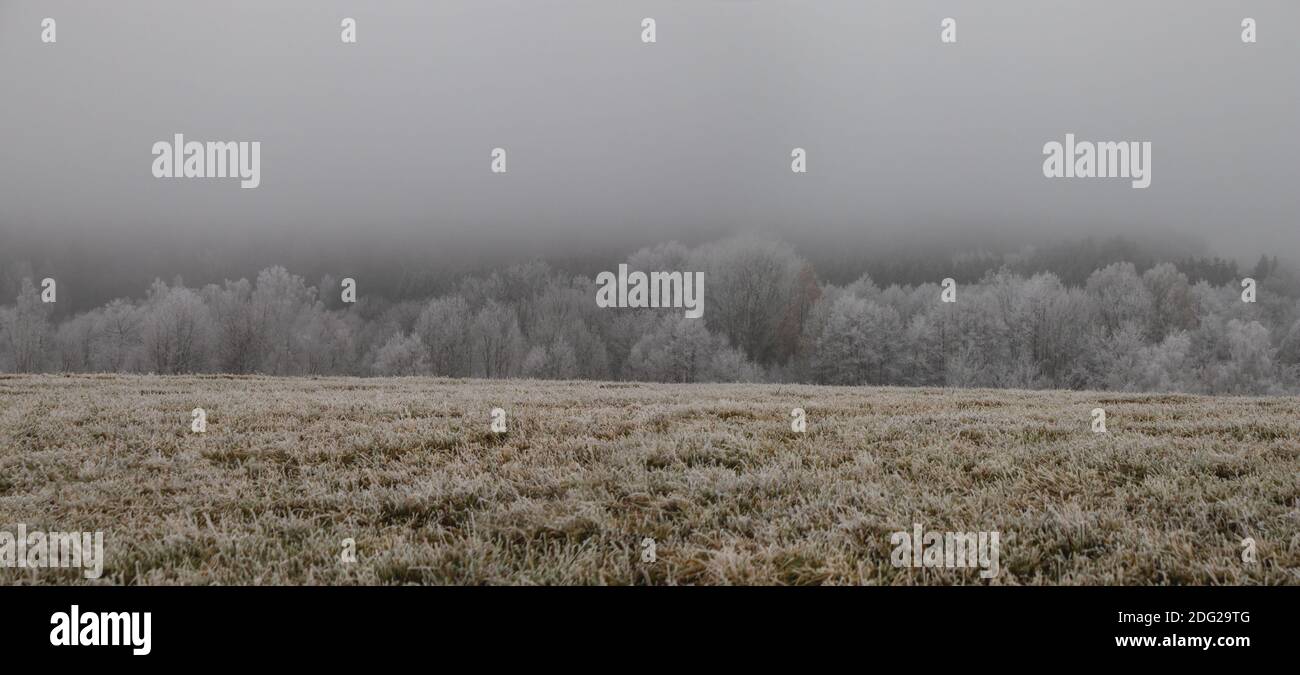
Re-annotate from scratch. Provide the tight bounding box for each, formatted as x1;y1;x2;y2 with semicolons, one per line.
1;374;1296;585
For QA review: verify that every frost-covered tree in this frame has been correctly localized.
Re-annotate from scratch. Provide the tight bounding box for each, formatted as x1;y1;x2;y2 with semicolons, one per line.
521;335;580;380
141;279;211;374
414;296;473;377
205;279;259;374
95;298;141;372
252;266;315;374
373;332;427;376
55;310;99;372
691;237;802;366
469;300;524;378
625;315;760;383
2;278;50;373
1085;262;1151;336
811;294;902;385
1142;262;1197;342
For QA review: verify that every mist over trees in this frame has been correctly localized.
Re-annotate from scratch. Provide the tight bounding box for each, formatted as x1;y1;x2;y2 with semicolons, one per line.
3;236;1297;395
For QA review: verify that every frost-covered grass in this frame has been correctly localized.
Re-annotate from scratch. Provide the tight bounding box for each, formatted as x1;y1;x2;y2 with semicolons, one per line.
0;374;1296;585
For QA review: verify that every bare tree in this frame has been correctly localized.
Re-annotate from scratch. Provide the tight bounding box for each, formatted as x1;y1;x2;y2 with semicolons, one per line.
2;279;51;373
252;266;315;374
625;315;760;383
521;335;579;380
469;300;523;378
205;279;259;374
1086;262;1151;336
811;294;901;385
95;299;142;372
300;307;358;375
1142;262;1198;342
690;237;802;366
373;332;428;376
414;296;473;376
141;279;211;374
55;310;99;372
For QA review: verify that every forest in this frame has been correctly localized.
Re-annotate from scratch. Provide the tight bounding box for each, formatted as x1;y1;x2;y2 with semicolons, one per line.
1;236;1295;395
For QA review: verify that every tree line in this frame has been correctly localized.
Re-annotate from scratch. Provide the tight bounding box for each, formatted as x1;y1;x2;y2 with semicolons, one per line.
2;237;1297;394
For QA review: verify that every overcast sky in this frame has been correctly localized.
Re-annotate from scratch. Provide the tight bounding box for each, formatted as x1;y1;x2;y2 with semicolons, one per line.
1;0;1296;264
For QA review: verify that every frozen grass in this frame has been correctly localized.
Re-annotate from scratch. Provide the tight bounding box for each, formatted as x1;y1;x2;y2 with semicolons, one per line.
0;374;1296;585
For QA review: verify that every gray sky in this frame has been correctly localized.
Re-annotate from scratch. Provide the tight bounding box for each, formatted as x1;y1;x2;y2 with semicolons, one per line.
1;0;1296;263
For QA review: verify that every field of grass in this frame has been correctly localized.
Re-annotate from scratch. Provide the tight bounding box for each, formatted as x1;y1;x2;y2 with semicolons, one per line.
0;374;1296;585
